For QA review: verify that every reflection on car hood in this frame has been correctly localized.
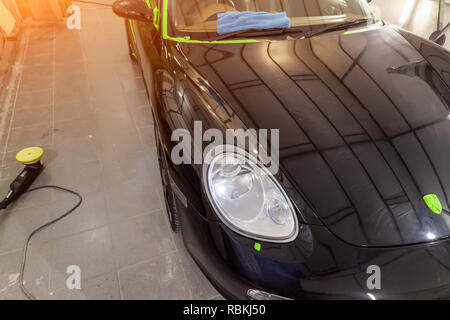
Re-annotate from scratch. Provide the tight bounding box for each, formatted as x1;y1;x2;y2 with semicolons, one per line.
180;25;450;247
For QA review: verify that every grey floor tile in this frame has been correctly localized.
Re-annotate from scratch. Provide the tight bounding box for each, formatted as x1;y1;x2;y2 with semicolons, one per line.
54;101;91;123
53;118;98;145
90;93;127;114
50;226;115;291
0;250;27;299
55;62;87;79
93;109;137;136
0;179;11;201
15;89;52;110
54;82;90;106
49;160;104;195
55;43;85;66
179;250;221;300
19;75;53;93
116;63;141;79
170;230;185;251
93;113;143;155
102;133;144;159
83;47;110;63
0;154;25;181
85;63;121;84
55;76;90;94
48;190;108;239
89;87;125;105
1;149;26;168
21;241;52;300
140;148;162;184
21;65;53;79
26;41;53;57
130;106;154;128
23;54;53;67
138;125;156;149
0;168;12;182
11;106;52;128
50;271;120;300
109;211;174;268
119;251;191;300
100;151;159;186
6;124;52;152
121;76;146;92
0;200;53;254
28;27;54;41
105;180;162;222
124;90;150;108
50;136;99;167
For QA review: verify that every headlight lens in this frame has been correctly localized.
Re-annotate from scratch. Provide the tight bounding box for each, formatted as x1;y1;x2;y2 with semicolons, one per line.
203;147;298;243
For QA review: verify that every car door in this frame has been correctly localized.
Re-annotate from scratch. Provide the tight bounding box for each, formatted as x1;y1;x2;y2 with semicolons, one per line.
129;0;162;101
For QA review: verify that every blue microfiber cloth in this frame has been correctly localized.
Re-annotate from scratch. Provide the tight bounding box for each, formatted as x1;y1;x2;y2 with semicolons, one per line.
217;11;291;35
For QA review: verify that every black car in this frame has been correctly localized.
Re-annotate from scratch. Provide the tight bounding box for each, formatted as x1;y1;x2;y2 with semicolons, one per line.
113;0;450;300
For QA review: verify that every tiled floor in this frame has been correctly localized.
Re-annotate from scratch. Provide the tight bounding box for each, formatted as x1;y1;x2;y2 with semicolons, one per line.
0;2;221;300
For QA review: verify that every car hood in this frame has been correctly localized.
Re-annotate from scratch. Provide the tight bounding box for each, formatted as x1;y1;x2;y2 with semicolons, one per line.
178;25;450;247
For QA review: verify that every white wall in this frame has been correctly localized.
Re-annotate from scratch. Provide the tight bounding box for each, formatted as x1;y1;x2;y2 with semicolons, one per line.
0;1;16;37
370;0;450;49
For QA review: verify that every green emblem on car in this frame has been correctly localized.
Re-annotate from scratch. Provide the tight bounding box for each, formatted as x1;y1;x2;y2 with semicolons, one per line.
423;194;442;214
254;243;261;252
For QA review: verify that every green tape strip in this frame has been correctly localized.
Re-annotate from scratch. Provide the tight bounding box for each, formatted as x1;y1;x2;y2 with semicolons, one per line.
423;194;443;214
161;0;260;44
129;43;137;58
129;19;137;44
144;0;159;30
154;7;160;30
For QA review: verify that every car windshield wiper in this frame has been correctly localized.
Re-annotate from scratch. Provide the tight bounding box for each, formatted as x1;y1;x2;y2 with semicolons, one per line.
209;18;374;41
303;18;374;38
210;27;305;41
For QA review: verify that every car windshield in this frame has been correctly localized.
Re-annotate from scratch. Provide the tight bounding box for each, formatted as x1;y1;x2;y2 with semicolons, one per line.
168;0;375;38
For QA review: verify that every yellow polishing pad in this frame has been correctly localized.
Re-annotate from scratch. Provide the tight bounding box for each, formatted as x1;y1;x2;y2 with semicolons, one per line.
16;147;44;164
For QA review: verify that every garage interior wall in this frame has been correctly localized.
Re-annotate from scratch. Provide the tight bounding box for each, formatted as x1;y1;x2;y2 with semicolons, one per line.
0;1;17;37
15;0;70;20
371;0;450;50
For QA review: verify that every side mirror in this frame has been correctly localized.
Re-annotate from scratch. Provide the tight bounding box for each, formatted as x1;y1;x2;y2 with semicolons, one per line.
430;22;450;46
112;0;154;22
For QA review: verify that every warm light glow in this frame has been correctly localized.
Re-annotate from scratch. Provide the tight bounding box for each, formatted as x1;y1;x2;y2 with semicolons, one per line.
0;2;16;36
419;0;434;21
399;0;417;25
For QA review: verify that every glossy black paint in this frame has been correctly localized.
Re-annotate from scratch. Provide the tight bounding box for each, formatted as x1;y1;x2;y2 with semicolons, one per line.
112;0;154;22
125;9;450;299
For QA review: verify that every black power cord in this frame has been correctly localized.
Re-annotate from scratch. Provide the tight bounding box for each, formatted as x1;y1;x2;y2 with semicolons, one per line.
14;185;83;300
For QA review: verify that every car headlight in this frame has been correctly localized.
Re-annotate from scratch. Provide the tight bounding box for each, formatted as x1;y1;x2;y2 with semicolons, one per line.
203;146;298;243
